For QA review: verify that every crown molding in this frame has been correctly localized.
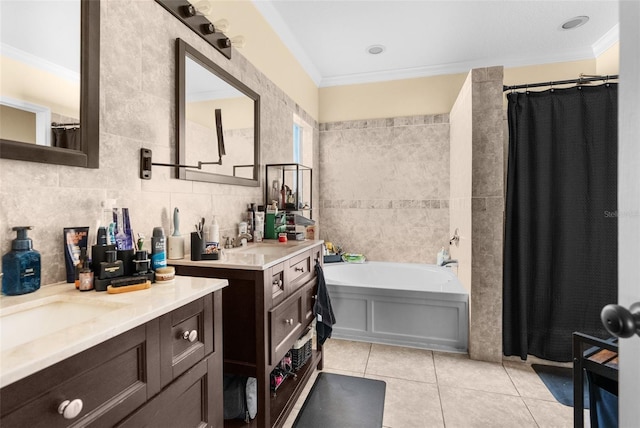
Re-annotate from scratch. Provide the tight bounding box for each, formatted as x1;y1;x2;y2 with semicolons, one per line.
592;23;620;57
318;47;599;87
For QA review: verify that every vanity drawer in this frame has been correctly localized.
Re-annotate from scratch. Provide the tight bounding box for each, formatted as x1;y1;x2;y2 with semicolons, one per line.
270;262;286;306
287;250;313;292
160;294;214;387
0;323;160;428
269;290;304;365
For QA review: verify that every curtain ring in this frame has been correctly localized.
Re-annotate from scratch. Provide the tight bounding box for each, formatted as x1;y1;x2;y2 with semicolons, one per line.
550;81;554;92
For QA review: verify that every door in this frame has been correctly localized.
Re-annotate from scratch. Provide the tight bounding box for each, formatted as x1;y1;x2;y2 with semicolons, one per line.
617;2;639;426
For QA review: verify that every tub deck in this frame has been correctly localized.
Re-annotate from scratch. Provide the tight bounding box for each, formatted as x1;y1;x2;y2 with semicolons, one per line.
325;262;468;353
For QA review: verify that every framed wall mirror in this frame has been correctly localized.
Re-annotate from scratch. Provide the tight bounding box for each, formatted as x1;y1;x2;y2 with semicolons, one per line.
176;38;260;186
0;0;99;168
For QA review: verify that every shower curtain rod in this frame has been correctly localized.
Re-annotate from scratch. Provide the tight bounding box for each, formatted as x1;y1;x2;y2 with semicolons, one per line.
503;74;618;92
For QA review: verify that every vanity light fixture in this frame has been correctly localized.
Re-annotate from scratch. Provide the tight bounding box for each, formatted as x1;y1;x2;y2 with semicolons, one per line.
229;35;246;48
140;148;223;180
201;19;231;35
156;0;232;59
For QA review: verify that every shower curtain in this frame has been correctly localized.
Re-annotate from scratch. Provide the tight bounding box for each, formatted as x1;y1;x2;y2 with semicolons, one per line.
52;126;81;150
503;83;618;362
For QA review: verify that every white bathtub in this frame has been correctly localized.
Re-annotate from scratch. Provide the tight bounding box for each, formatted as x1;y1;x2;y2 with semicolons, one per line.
324;262;469;353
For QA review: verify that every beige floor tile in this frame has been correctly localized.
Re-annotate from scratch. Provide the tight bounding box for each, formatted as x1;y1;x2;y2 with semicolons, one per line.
366;343;436;383
367;374;445;428
434;352;519;395
522;397;574;428
323;338;371;373
439;386;537;428
503;360;556;401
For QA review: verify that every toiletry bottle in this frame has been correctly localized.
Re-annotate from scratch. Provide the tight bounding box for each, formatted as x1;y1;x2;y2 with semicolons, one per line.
78;257;94;291
437;247;445;266
91;226;116;274
151;227;167;270
99;250;124;279
210;216;219;248
167;208;185;259
2;226;41;295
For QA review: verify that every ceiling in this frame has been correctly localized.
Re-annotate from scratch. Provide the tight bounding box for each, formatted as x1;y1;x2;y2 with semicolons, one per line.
253;0;619;87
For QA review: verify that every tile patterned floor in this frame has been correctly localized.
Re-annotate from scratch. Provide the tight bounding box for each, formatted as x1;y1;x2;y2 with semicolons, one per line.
283;339;589;428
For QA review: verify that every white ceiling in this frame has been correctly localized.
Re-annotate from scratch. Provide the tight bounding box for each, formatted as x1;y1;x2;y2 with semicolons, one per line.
253;0;619;87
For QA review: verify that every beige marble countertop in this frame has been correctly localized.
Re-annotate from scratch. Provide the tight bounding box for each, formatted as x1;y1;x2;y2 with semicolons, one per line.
0;276;228;388
169;239;324;271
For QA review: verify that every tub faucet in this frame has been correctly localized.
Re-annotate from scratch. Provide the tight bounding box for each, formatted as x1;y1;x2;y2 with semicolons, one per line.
441;259;458;266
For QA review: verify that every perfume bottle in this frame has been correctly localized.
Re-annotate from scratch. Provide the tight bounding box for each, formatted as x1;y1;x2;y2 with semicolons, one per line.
2;226;41;296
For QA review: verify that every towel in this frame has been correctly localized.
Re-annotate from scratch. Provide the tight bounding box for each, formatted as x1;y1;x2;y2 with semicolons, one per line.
313;261;336;345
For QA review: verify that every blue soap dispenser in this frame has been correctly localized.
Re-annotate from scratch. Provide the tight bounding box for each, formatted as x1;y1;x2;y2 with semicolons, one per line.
2;226;41;295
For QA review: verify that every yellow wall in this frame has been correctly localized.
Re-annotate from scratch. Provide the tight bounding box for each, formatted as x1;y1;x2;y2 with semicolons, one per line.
209;1;619;124
596;42;620;75
0;55;79;119
0;105;36;143
211;0;319;120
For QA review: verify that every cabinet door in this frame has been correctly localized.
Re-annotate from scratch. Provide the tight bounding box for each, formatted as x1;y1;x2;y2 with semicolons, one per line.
302;278;318;326
0;323;160;428
269;290;304;365
116;354;221;428
270;262;286;306
160;294;214;387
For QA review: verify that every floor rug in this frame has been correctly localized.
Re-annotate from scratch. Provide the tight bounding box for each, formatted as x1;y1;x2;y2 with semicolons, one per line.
293;372;386;428
532;364;589;408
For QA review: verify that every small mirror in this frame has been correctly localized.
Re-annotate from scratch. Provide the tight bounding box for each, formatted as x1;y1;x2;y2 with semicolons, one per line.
0;0;99;168
176;38;260;186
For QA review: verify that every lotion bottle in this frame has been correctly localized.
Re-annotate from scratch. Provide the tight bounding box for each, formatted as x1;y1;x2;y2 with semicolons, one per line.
208;216;220;248
2;226;41;295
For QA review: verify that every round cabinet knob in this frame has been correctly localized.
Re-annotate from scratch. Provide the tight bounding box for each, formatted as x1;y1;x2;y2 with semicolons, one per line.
182;330;198;342
601;302;640;338
58;399;83;419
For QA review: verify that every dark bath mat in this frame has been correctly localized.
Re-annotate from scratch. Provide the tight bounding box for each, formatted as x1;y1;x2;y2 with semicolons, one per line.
293;372;386;428
532;364;589;408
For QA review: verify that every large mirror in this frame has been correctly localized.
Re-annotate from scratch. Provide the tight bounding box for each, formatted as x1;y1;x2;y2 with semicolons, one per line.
0;0;99;168
176;38;260;186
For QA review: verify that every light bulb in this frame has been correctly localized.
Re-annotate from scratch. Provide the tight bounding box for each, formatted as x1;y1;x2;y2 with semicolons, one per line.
213;19;230;33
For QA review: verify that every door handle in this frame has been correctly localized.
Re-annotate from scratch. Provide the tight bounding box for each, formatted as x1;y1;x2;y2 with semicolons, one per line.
600;302;640;338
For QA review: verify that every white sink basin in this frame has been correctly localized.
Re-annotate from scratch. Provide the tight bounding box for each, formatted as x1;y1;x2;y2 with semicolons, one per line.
0;295;127;351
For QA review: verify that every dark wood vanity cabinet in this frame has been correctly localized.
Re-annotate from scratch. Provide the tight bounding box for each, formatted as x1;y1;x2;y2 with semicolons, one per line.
173;243;324;428
0;292;223;428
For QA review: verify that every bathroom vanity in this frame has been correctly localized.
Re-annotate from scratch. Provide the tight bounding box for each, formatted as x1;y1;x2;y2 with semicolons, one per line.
0;277;228;427
170;239;324;428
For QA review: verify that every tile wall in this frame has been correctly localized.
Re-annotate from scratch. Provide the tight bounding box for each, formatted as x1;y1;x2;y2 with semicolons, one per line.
450;67;505;362
0;0;319;285
319;115;450;263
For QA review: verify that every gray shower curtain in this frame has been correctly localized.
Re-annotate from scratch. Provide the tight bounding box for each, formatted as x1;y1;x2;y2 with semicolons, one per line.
503;83;618;362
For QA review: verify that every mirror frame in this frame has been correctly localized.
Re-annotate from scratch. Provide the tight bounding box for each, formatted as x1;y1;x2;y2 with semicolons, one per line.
176;38;260;186
0;0;100;168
